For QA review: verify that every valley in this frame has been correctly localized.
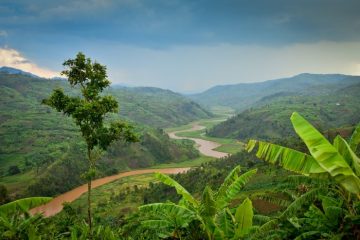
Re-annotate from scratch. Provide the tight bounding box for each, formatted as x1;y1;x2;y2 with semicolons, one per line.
1;70;360;239
2;2;360;239
29;114;237;217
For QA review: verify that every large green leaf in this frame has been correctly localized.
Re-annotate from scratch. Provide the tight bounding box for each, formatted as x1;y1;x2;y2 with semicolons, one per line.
246;140;326;175
291;112;360;194
155;172;199;207
350;123;360;153
280;188;321;219
200;186;217;218
0;197;52;215
216;166;241;200
333;135;360;176
139;203;194;220
215;208;234;239
234;197;253;238
224;169;257;204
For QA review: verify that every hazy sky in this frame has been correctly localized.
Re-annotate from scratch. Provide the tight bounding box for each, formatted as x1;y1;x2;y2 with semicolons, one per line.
1;0;360;92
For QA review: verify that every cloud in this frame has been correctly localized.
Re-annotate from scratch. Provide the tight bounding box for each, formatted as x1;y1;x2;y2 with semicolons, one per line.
0;30;7;37
0;48;59;78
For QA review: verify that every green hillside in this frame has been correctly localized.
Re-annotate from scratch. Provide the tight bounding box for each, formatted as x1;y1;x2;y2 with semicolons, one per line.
111;86;212;127
190;73;360;110
208;83;360;141
0;73;204;197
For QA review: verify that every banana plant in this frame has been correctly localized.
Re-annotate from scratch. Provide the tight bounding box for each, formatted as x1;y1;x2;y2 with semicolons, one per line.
247;112;360;239
247;112;360;197
0;197;52;240
138;166;257;240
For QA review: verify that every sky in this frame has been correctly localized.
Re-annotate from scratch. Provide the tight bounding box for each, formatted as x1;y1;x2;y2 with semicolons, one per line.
1;0;360;93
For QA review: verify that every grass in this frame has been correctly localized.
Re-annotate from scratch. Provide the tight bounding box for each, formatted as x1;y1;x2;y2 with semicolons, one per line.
213;143;243;155
0;170;35;195
69;174;157;218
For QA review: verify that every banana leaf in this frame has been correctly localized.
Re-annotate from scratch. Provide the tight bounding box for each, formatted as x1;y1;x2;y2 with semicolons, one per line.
291;112;360;194
0;197;52;215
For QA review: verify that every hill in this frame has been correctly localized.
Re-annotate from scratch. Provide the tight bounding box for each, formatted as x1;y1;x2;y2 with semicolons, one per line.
110;86;212;127
0;73;205;196
208;82;360;141
190;73;360;110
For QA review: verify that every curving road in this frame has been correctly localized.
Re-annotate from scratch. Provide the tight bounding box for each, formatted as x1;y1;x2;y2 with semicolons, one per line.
30;168;189;217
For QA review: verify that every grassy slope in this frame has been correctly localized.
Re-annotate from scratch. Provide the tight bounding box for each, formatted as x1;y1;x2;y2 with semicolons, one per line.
209;83;360;141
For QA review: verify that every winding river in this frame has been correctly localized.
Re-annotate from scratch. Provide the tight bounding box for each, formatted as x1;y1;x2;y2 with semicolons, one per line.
30;122;227;217
167;123;229;158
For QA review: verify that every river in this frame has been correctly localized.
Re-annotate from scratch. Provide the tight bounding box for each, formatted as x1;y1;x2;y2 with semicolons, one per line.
30;122;227;217
167;122;229;158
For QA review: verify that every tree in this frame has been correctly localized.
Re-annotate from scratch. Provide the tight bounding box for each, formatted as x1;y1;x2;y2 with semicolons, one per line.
42;52;138;237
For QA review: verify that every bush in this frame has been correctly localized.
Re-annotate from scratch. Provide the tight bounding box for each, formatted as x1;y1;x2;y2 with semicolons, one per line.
8;165;21;175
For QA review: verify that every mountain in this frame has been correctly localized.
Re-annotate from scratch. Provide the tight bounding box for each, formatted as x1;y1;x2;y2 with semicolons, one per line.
208;82;360;141
0;66;41;79
0;72;207;196
190;73;360;111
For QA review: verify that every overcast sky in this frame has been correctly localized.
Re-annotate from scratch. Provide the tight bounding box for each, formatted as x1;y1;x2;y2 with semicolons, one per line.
1;0;360;92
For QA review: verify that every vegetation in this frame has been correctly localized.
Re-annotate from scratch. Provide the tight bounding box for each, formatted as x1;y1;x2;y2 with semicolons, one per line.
2;61;360;239
246;112;360;239
137;167;257;239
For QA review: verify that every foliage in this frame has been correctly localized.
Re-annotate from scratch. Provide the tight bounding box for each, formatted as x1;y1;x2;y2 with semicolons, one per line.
0;197;52;215
247;112;360;239
0;197;52;240
137;165;257;239
247;112;360;195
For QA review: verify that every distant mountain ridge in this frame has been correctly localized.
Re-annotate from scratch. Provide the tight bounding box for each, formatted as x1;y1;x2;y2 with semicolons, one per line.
190;73;360;110
0;66;41;78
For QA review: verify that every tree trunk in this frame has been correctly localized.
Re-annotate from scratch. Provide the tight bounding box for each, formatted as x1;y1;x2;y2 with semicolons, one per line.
88;180;92;238
87;148;93;239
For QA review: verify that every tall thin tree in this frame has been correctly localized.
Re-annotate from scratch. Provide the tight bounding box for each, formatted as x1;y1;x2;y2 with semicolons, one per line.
42;52;138;237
